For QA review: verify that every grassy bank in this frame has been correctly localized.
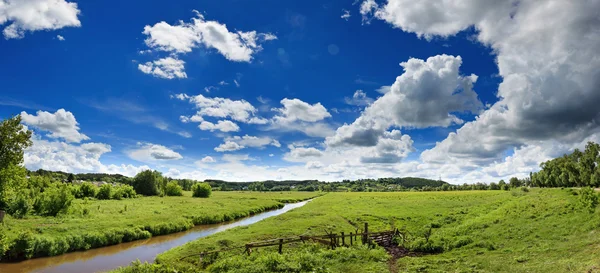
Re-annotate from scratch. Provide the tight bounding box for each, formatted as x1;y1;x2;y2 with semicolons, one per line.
0;191;320;261
115;189;600;272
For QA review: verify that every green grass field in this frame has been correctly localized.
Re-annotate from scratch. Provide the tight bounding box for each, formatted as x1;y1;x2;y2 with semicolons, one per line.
0;191;320;260
116;189;600;273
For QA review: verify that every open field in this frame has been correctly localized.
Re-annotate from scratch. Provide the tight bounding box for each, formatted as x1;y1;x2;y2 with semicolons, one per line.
116;189;600;273
0;191;320;260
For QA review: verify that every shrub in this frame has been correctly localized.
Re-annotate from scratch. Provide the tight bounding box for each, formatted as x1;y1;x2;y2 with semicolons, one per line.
7;191;31;218
96;184;112;200
34;185;74;217
119;185;136;198
79;182;97;198
192;183;212;198
520;187;529;192
165;181;183;196
578;187;599;212
133;170;163;196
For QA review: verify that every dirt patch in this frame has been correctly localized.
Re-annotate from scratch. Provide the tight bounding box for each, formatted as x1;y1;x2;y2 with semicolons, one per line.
377;241;424;273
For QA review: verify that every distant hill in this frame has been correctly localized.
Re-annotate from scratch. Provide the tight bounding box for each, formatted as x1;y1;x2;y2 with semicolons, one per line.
27;168;448;191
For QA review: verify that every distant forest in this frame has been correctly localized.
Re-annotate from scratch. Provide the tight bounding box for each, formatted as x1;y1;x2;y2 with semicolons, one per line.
29;142;600;192
26;169;450;192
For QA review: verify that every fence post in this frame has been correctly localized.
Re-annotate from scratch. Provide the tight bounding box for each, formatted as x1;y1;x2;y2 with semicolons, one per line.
246;244;252;256
350;232;353;245
341;232;345;246
279;239;283;254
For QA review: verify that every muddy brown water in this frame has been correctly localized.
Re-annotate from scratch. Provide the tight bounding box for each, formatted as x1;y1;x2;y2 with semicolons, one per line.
0;200;310;273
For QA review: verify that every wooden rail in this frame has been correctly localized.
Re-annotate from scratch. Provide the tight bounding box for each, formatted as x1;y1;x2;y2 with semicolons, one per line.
181;223;400;263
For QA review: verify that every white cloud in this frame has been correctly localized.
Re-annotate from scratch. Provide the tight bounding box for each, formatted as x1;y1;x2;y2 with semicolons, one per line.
326;55;481;148
360;0;600;167
138;57;187;79
0;0;81;39
127;143;183;162
268;98;334;138
177;131;192;138
56;35;64;41
344;90;373;106
341;9;351;21
199;120;240;132
201;156;216;163
21;109;89;143
24;132;149;177
142;11;276;62
214;135;280;152
284;145;324;162
214;141;244;152
176;93;264;123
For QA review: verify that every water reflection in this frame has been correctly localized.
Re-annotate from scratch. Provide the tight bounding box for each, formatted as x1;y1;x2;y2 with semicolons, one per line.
0;200;309;273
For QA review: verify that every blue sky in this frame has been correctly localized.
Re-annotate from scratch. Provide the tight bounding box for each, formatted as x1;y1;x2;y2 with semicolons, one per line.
1;0;598;183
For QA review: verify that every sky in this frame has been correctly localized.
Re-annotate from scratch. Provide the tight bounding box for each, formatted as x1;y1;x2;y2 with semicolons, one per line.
1;0;599;184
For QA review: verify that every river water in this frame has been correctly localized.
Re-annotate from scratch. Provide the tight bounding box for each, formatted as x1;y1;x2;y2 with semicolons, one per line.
0;200;310;273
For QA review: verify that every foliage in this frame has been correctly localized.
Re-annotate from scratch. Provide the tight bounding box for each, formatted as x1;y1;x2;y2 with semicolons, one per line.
0;116;32;210
165;181;183;196
531;142;600;187
97;184;113;200
79;182;97;198
192;183;212;198
1;191;318;260
7;191;31;218
133;170;163;196
33;184;74;217
578;187;599;212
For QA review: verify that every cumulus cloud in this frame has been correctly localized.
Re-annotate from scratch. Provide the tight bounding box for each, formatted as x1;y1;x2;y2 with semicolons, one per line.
56;35;64;41
127;143;183;162
359;0;600;166
199;120;240;132
214;135;280;152
0;0;81;39
327;55;481;148
24;132;149;176
201;156;216;163
138;57;187;79
269;98;334;137
176;93;265;124
21;109;89;143
344;90;373;106
284;145;324;162
142;11;276;62
214;141;244;152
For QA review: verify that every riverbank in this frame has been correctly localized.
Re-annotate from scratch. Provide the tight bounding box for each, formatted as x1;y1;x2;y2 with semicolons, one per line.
0;191;321;261
116;189;600;273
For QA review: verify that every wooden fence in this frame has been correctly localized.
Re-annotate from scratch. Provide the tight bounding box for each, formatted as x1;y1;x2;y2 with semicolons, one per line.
182;223;399;262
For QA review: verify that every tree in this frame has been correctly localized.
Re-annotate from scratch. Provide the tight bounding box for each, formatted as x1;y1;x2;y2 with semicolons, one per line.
133;170;163;196
0;115;32;210
509;177;522;188
192;183;212;198
67;173;75;183
0;115;32;170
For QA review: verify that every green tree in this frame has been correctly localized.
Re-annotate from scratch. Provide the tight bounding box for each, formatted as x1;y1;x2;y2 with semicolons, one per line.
67;173;75;183
133;170;163;196
0;115;32;210
509;177;522;188
192;183;212;198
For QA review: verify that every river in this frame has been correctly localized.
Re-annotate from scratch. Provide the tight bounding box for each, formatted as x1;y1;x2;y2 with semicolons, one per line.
0;200;310;273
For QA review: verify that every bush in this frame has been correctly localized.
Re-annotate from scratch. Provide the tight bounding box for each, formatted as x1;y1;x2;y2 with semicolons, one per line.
119;185;136;198
192;183;212;198
520;187;529;192
7;191;31;218
33;185;74;217
578;187;599;212
165;181;183;196
133;170;163;196
96;184;112;200
79;182;97;198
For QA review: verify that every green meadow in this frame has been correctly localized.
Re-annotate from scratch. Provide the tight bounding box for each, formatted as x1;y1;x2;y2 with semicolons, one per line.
0;191;320;260
116;189;600;273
